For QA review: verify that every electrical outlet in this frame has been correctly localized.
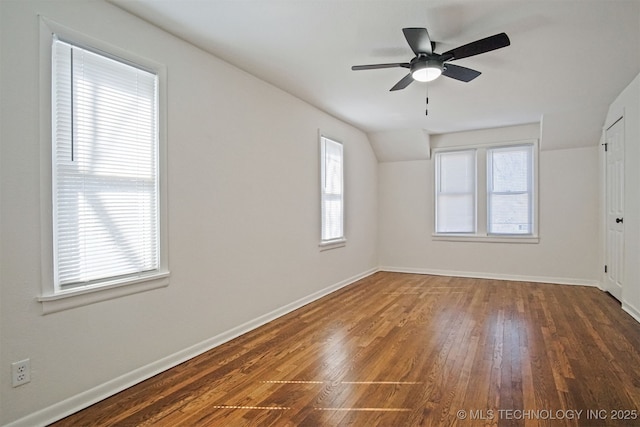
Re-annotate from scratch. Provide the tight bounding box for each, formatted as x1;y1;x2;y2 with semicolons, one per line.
11;359;31;387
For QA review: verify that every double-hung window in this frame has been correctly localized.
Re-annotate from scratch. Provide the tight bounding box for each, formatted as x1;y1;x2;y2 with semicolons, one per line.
434;141;537;241
320;136;345;247
487;145;533;234
435;149;476;233
51;37;162;291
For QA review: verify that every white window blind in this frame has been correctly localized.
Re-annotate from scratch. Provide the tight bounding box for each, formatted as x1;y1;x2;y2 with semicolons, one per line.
435;150;476;233
487;145;533;234
52;37;159;290
320;137;344;242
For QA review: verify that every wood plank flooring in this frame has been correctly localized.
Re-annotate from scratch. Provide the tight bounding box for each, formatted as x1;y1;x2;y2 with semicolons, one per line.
50;272;640;426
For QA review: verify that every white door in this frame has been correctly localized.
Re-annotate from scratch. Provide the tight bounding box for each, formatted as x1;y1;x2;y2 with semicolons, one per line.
604;117;624;301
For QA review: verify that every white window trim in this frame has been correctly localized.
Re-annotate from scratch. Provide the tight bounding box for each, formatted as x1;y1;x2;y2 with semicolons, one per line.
38;17;170;314
319;132;346;250
319;238;347;251
432;139;539;244
431;234;540;244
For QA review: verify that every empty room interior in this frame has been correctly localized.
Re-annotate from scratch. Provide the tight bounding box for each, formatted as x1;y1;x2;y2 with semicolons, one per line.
2;0;640;426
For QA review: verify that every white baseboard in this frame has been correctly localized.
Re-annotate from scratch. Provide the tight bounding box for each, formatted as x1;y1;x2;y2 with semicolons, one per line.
378;266;600;287
622;300;640;324
4;267;378;427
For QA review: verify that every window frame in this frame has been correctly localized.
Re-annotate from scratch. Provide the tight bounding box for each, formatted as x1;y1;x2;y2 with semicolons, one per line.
432;139;539;244
38;17;169;314
319;134;346;250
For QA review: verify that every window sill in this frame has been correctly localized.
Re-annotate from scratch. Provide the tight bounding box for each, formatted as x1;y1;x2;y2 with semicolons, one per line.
432;234;539;244
319;238;347;251
38;271;170;314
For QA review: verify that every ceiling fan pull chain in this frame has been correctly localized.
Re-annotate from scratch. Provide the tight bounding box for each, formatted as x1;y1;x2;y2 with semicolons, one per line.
425;84;429;116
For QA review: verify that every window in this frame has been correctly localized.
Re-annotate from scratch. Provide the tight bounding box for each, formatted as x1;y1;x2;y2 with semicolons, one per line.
52;37;161;291
487;145;533;234
435;149;476;233
433;141;537;242
320;136;345;246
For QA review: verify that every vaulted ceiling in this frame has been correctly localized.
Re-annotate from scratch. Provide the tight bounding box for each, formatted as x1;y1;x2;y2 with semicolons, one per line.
112;0;640;157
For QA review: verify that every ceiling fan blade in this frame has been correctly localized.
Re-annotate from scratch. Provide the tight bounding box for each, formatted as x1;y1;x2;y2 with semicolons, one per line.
442;32;510;61
352;63;410;71
402;28;432;54
442;63;481;82
390;73;414;91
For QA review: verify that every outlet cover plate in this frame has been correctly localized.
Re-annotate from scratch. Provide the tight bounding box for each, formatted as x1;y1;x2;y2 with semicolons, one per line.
12;359;31;387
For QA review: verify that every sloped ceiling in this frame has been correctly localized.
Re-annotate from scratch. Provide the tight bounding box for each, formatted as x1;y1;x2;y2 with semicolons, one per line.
111;0;640;159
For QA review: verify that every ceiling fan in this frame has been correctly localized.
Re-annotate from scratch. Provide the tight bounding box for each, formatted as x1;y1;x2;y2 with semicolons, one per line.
352;28;510;91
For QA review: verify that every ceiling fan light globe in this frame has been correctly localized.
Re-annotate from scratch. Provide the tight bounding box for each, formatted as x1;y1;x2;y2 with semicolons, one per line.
412;67;442;82
411;60;442;82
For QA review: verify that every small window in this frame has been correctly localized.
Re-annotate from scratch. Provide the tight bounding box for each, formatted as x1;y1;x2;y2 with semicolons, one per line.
52;37;160;291
320;136;344;244
487;145;533;235
435;149;476;233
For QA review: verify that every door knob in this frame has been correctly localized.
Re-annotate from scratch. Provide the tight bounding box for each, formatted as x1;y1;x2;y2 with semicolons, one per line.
616;217;624;224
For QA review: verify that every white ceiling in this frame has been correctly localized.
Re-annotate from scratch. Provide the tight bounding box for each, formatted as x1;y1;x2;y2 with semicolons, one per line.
111;0;640;156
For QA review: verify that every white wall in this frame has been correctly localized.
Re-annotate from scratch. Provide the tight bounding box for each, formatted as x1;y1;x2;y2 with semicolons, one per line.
0;1;378;425
605;73;640;321
378;125;600;285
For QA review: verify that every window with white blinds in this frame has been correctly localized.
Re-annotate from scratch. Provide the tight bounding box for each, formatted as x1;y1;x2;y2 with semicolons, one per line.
52;37;160;290
487;145;533;234
435;150;476;233
320;136;344;243
433;141;537;241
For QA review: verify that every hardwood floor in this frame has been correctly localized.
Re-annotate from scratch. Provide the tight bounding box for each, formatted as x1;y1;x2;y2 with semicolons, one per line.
51;272;640;426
